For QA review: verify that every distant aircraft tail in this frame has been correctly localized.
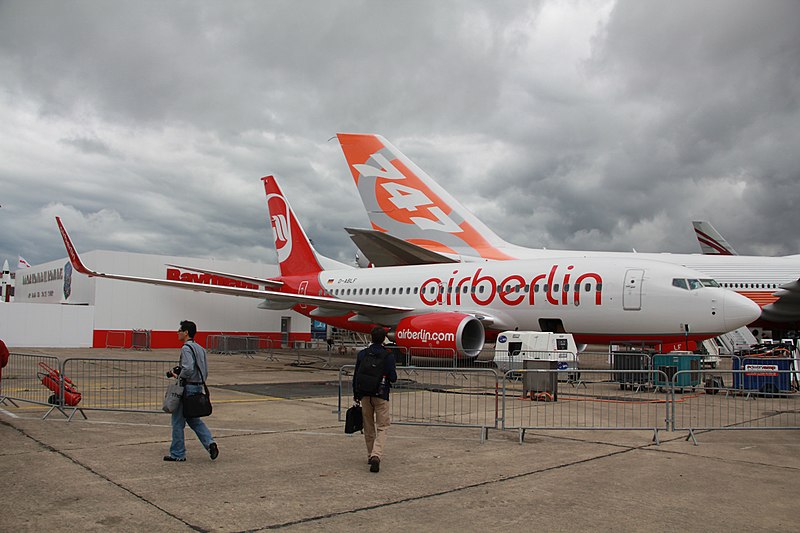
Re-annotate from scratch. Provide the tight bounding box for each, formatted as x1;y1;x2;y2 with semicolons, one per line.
336;133;516;260
693;220;737;255
262;176;329;277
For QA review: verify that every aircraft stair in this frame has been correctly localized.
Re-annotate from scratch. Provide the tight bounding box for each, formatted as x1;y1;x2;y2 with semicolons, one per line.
703;326;758;356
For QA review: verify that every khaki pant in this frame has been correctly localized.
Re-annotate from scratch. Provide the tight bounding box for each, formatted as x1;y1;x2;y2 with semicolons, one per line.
361;396;391;460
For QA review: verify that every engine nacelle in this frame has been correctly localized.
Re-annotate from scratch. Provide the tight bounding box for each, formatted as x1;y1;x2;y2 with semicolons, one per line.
391;313;485;358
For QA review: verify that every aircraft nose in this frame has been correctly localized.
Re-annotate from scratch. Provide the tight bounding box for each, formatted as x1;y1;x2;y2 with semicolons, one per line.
723;290;762;331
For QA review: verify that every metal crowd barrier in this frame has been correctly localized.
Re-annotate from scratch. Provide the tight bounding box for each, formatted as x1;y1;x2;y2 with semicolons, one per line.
0;353;175;420
131;329;152;351
502;369;671;444
61;357;176;416
339;365;500;441
207;335;274;357
0;352;63;409
671;369;800;444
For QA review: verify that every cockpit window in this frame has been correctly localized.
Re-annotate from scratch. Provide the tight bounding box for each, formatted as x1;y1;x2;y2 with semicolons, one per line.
672;278;688;290
700;279;720;288
687;279;703;290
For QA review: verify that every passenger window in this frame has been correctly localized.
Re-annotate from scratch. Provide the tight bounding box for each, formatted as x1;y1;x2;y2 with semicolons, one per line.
672;279;688;290
413;287;418;294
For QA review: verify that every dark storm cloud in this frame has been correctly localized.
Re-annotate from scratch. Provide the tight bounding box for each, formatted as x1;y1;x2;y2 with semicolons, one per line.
0;0;798;271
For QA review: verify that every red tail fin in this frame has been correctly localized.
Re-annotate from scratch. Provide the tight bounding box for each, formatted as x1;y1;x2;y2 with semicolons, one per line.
262;176;323;276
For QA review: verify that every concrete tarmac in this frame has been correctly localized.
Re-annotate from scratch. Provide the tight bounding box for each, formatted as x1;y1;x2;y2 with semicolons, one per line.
1;348;798;532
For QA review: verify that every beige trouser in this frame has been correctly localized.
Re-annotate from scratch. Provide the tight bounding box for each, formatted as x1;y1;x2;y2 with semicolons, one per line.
361;396;391;460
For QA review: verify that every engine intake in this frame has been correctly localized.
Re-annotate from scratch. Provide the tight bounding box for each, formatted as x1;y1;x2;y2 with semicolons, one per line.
390;313;485;358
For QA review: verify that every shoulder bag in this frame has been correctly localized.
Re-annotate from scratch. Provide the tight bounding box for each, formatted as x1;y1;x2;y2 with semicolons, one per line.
182;344;213;418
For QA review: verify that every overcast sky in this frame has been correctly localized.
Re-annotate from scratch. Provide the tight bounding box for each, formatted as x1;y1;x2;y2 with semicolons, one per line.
1;0;799;271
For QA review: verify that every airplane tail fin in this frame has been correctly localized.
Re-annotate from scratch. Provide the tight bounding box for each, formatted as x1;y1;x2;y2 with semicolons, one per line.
263;176;342;277
336;133;516;260
693;220;737;255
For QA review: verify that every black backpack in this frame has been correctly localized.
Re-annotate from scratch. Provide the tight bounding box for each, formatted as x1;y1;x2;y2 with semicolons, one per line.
355;348;387;396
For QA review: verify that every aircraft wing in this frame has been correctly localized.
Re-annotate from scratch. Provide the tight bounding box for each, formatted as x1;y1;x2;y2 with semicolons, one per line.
55;217;412;316
165;263;283;289
346;227;459;266
761;279;800;322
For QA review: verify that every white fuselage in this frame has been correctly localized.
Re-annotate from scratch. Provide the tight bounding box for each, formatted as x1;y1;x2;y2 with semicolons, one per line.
310;255;760;342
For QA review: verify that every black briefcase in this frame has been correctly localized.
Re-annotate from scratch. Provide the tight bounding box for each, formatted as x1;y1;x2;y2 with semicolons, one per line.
345;404;363;434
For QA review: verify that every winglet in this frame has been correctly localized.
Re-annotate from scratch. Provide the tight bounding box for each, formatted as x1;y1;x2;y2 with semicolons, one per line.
55;217;97;277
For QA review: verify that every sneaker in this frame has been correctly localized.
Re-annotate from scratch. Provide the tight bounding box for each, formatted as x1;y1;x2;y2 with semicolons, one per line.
163;456;186;462
209;443;219;460
369;456;380;473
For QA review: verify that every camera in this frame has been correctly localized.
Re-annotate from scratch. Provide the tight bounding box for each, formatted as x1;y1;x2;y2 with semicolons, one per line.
166;366;181;378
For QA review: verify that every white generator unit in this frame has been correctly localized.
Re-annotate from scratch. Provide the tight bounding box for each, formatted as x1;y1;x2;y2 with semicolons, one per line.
493;331;578;372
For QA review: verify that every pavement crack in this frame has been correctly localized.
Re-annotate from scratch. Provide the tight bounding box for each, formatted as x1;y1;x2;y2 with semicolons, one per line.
0;419;209;532
248;446;637;531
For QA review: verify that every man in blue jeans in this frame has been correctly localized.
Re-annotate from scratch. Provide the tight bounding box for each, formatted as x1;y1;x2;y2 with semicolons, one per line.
164;320;219;462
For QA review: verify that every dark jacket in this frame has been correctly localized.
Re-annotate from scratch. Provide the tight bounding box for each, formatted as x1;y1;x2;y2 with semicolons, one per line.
353;343;397;401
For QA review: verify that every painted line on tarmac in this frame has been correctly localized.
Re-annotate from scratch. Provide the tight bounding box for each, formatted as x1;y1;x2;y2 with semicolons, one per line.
0;412;500;444
0;407;19;418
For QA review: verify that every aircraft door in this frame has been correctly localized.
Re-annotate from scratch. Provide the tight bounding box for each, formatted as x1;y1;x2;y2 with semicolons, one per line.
281;316;291;348
623;269;644;310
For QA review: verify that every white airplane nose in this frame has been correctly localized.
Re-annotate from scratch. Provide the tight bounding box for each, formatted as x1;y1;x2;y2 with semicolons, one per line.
723;290;762;331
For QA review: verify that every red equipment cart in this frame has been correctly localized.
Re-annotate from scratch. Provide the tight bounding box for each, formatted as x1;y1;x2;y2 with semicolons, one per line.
37;362;82;406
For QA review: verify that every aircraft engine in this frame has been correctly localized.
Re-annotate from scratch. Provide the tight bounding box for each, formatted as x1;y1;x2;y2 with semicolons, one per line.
390;313;484;358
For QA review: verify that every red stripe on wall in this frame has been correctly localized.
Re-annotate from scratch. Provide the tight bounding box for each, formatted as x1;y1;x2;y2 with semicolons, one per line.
93;330;311;349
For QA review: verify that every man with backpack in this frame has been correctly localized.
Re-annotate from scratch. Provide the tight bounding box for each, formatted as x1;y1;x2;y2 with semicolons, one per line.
353;326;397;473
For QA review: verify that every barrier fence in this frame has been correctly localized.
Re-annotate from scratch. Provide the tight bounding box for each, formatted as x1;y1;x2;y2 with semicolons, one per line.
207;335;274;356
0;353;63;407
3;352;798;443
61;358;176;414
671;369;800;444
0;353;174;420
339;365;499;440
502;369;671;444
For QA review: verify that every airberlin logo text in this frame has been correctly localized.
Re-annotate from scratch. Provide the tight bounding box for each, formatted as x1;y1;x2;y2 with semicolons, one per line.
419;265;602;307
166;269;258;290
396;328;456;343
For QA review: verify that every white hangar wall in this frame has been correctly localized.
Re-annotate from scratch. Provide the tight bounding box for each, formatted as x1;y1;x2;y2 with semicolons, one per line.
6;250;310;349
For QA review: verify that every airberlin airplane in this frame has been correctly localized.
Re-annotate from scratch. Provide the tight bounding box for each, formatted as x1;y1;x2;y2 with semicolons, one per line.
56;176;759;358
337;133;800;325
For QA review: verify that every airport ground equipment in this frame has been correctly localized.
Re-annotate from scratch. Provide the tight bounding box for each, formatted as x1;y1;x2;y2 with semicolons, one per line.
493;331;577;373
522;359;559;401
732;354;794;393
653;353;701;392
37;361;81;406
612;351;651;390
